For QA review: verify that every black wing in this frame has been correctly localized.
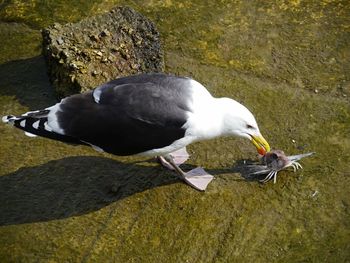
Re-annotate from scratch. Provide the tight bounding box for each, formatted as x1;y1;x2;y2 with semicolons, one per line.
56;74;193;155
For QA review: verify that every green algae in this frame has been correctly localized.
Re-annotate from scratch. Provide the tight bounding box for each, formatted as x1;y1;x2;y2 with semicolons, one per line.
0;22;41;63
1;0;350;262
0;0;102;28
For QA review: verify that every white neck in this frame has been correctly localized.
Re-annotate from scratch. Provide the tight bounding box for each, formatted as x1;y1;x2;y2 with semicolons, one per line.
184;96;256;141
183;97;231;140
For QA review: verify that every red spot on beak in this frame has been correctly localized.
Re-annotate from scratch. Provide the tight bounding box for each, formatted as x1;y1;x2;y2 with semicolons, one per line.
258;147;266;156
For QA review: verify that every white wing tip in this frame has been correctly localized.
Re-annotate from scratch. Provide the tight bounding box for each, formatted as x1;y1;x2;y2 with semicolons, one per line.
2;115;9;123
25;132;38;137
2;115;18;124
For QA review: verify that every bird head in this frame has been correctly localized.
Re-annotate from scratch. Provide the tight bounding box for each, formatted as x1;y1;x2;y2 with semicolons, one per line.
221;98;270;155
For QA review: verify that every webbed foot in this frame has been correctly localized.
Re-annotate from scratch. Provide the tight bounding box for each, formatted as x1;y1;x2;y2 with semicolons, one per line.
181;167;214;191
161;154;214;191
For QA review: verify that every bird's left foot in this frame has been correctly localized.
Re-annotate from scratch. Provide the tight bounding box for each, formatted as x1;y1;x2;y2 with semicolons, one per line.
157;147;189;170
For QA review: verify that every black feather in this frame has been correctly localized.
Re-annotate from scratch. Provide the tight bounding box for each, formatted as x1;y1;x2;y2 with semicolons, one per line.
56;73;193;155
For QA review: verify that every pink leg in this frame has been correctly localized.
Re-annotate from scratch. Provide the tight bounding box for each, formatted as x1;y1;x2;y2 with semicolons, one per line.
157;147;190;170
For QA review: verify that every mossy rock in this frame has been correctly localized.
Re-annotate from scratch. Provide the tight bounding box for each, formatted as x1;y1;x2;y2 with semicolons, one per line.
42;6;164;98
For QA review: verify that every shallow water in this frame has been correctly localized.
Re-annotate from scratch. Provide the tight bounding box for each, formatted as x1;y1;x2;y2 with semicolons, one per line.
0;1;350;262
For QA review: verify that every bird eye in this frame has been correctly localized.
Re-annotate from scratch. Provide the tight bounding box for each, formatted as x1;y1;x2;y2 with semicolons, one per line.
246;124;254;129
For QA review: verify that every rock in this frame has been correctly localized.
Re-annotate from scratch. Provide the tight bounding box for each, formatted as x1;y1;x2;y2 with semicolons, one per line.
42;6;164;98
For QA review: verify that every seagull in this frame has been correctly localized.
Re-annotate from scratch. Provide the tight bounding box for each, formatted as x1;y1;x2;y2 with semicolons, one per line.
2;73;270;191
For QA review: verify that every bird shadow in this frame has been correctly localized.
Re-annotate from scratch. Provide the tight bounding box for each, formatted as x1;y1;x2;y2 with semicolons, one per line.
0;156;180;226
228;159;267;181
0;156;264;226
0;55;58;110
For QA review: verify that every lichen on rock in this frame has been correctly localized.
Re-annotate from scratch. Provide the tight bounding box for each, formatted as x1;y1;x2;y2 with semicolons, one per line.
42;6;164;98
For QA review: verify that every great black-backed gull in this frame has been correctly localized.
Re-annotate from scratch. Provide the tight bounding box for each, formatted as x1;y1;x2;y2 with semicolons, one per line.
2;73;270;191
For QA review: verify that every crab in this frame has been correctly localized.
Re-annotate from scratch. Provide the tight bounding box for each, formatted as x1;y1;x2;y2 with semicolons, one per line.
247;150;314;183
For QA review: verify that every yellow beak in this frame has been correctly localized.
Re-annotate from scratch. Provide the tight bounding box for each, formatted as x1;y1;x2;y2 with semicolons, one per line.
251;135;270;155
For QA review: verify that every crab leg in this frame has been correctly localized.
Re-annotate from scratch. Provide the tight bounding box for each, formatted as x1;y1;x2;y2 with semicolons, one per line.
260;173;269;183
287;162;297;172
260;170;276;183
273;171;278;184
294;162;303;169
251;168;271;175
290;162;303;172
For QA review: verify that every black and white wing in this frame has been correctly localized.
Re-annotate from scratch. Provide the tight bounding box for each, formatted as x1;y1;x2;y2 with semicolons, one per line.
3;74;194;156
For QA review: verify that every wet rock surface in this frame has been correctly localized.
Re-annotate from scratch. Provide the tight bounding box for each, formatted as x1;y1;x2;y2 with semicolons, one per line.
42;6;164;97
